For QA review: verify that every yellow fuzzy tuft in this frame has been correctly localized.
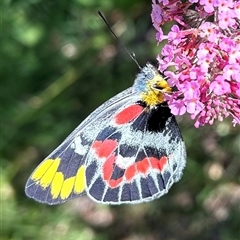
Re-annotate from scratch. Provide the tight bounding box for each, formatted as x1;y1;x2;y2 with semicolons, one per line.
141;73;172;106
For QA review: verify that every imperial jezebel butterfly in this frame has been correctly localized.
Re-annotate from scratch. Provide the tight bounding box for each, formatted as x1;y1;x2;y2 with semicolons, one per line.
25;62;186;205
25;12;186;205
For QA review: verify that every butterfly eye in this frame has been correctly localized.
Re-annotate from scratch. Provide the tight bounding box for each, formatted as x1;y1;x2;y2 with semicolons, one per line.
145;72;154;80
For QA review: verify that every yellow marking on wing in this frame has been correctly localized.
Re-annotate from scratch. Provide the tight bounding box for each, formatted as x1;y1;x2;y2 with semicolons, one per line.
32;159;55;181
60;177;75;199
74;166;85;194
141;74;172;106
39;159;61;188
51;172;64;199
31;158;61;189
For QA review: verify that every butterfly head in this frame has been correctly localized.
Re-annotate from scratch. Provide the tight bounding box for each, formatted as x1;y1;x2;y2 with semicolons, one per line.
133;63;172;106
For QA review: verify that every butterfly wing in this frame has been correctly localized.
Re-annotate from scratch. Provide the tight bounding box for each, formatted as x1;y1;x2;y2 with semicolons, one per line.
25;88;140;205
26;63;187;205
85;102;186;204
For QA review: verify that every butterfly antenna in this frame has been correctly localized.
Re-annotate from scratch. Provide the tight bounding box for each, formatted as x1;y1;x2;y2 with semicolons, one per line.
98;11;142;70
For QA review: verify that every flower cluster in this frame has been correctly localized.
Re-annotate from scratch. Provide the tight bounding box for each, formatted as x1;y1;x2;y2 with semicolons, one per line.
151;0;240;127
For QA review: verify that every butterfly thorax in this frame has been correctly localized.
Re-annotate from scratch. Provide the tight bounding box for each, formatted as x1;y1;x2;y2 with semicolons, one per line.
132;63;172;106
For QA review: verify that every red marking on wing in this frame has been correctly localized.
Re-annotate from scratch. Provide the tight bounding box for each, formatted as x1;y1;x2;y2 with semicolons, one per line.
102;155;168;189
150;156;167;171
92;139;118;158
108;178;123;188
95;138;168;189
125;165;137;181
114;104;144;125
125;156;168;181
103;154;116;180
136;158;149;174
102;154;123;188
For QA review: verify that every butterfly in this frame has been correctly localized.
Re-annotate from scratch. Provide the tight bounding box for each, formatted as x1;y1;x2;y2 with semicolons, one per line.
25;63;186;205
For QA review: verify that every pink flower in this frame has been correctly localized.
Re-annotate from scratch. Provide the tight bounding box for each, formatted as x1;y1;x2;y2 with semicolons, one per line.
209;76;231;95
151;0;240;127
168;98;186;115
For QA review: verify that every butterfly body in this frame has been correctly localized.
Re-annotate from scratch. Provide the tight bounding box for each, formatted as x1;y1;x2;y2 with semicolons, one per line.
25;63;186;205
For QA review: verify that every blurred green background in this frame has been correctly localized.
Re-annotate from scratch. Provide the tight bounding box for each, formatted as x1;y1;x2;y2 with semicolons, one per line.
1;0;240;239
